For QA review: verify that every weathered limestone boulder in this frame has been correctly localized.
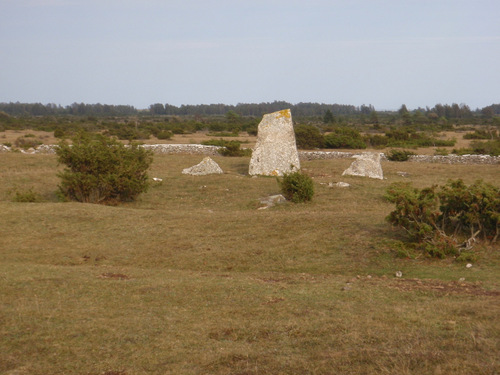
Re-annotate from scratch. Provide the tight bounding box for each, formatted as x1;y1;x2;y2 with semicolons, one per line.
248;109;300;176
182;157;223;176
342;152;384;180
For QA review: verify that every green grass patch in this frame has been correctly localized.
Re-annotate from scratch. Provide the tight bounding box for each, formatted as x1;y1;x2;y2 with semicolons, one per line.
0;153;499;374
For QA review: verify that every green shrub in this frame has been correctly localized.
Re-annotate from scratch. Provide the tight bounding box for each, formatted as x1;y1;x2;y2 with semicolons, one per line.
246;126;258;136
12;188;42;203
278;171;314;203
54;128;66;139
156;130;173;140
463;129;498;140
208;131;240;137
56;132;153;205
107;125;150;140
366;134;389;148
470;139;500;156
434;148;449;156
384;129;456;148
202;138;227;147
324;127;366;149
385;180;499;258
201;139;251;156
219;141;252;157
452;139;500;156
387;149;415;161
294;125;325;149
14;136;43;149
438;179;499;242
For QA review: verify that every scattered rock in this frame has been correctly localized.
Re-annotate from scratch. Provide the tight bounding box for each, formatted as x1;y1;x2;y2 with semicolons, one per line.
342;152;384;180
395;271;403;278
328;181;350;188
249;109;301;176
182;157;223;176
466;263;473;268
152;177;163;182
397;171;410;177
258;194;287;209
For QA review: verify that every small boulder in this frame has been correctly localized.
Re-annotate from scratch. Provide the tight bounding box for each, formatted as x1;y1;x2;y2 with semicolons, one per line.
258;194;286;209
342;152;383;180
182;157;223;176
328;182;350;188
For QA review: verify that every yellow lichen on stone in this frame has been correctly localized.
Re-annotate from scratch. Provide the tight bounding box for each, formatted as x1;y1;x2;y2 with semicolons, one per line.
275;109;291;119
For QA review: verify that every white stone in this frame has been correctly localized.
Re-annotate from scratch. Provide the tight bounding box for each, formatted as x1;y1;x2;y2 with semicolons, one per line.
248;109;300;176
182;157;223;176
329;182;350;188
259;194;286;208
342;152;384;180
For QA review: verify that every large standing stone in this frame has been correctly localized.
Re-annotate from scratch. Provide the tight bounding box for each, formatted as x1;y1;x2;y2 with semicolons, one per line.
248;109;300;176
342;152;384;180
182;157;224;176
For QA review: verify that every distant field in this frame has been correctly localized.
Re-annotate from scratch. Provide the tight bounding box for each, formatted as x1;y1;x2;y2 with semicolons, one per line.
0;153;499;374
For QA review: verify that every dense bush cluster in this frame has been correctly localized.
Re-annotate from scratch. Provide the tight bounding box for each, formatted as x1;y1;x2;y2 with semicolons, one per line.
324;127;367;149
463;129;498;140
386;179;499;258
278;172;314;203
14;135;43;149
386;149;415;161
201;139;252;157
294;125;325;149
56;133;153;204
453;139;500;157
364;128;456;148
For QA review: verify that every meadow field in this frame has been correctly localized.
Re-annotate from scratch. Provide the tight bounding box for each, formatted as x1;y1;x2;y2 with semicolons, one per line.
1;151;499;374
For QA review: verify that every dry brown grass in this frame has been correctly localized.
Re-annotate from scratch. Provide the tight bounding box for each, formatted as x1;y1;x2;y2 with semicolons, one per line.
0;152;499;374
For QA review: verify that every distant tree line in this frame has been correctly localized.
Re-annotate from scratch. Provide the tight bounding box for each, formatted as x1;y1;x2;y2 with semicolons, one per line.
0;102;137;117
1;100;499;120
149;101;364;117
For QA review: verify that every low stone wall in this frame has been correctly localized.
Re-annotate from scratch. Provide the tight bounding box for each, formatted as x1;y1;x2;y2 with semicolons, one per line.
2;144;498;164
299;151;364;161
0;144;222;156
408;154;500;165
141;144;222;155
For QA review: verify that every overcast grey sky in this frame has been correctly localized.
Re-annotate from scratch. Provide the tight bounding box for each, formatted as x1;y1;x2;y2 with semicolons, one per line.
1;0;499;110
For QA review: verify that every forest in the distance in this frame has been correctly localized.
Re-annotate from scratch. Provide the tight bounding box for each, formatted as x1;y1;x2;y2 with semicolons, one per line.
1;100;499;120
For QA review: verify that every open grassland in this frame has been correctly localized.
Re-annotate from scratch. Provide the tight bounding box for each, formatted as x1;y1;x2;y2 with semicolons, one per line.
1;153;499;375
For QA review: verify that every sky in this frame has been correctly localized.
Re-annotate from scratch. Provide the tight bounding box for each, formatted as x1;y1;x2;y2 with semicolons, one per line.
1;0;499;110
